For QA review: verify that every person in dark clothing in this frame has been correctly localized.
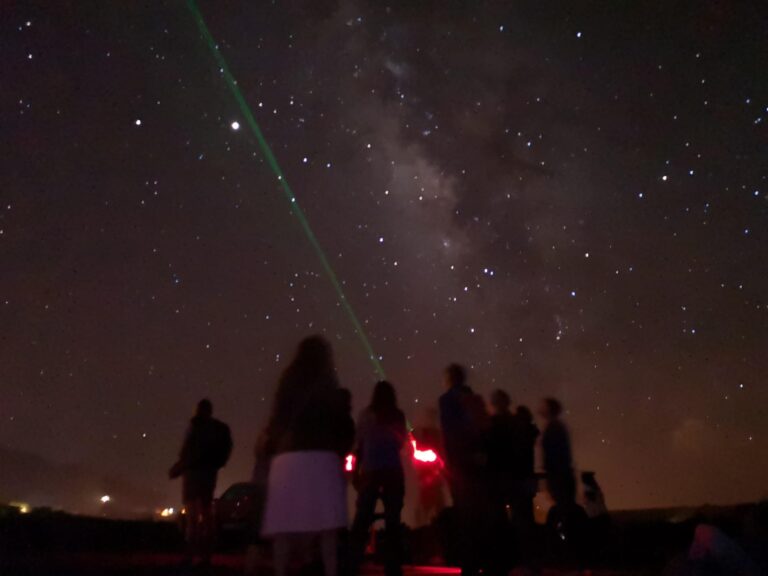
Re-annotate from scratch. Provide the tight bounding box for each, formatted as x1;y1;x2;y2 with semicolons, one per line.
539;397;575;508
169;398;233;567
512;405;539;527
350;381;408;576
487;389;517;511
487;390;519;565
439;364;474;491
540;398;589;562
439;364;496;576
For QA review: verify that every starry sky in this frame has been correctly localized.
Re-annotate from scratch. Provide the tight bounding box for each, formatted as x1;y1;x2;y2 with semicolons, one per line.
2;0;766;515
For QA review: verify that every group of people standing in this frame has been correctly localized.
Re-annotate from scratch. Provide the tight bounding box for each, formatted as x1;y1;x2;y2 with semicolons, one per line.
255;336;410;576
439;364;578;575
170;335;580;576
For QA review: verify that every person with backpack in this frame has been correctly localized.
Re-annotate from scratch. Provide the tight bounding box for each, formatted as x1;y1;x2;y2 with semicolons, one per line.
169;398;233;568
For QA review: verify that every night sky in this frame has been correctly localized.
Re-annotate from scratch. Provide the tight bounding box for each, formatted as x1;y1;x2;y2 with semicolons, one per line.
2;1;766;515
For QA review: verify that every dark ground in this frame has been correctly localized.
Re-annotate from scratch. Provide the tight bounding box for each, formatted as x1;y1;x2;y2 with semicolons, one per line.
0;504;764;576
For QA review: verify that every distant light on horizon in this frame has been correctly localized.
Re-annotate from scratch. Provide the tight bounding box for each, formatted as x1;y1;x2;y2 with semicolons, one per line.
100;495;111;504
10;501;30;514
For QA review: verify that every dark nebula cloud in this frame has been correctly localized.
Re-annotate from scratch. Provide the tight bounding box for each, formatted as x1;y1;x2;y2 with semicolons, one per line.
1;0;766;514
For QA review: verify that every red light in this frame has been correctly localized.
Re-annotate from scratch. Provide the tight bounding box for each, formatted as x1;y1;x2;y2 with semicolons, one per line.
346;438;441;472
410;436;442;466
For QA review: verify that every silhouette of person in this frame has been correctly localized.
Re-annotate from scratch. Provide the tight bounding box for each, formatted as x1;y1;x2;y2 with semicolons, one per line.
487;389;517;512
540;398;588;562
439;364;496;576
439;364;474;498
260;336;355;576
486;390;519;565
350;381;408;576
169;398;232;568
512;405;539;528
539;397;575;509
504;404;540;565
413;407;446;526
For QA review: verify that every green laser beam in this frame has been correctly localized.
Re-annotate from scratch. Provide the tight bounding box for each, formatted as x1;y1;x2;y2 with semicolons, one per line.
187;0;385;379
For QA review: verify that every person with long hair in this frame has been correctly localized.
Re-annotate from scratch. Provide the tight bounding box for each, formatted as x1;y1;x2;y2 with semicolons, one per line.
350;381;408;576
260;336;355;576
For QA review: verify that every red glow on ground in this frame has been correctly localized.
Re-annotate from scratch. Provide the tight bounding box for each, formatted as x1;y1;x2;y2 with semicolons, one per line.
407;567;462;575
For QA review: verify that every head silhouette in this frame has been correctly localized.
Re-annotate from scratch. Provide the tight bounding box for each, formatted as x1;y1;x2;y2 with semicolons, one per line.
490;389;511;414
444;363;467;390
540;397;563;421
269;335;338;429
196;398;213;418
294;335;335;375
370;380;400;422
371;380;397;411
516;404;534;423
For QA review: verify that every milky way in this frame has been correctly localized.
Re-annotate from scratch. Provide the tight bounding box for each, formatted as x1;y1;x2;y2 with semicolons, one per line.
2;1;766;514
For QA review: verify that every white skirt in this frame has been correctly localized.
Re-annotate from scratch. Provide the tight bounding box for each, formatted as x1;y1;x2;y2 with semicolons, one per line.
261;450;347;536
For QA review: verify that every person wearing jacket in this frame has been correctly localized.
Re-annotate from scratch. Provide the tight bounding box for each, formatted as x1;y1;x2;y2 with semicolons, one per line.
170;398;232;568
